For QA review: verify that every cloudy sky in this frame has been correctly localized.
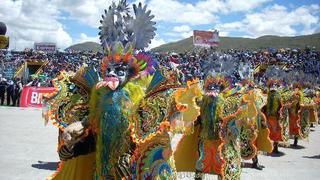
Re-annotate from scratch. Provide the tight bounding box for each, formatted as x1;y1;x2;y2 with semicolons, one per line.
0;0;319;50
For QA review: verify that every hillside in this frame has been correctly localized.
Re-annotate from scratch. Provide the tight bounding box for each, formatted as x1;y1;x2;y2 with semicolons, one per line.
65;42;102;52
65;33;320;53
152;33;320;53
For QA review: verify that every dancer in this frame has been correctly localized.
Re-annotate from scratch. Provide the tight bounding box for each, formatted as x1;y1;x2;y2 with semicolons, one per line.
44;1;158;179
263;66;288;154
238;62;273;170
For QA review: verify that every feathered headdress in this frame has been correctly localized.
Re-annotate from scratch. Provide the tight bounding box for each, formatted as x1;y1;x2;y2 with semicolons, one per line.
203;53;237;76
264;65;285;87
203;53;238;88
204;74;231;92
99;0;156;77
238;61;254;80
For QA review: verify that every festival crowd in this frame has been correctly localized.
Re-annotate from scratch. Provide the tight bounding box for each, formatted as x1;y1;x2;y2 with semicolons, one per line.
0;47;319;106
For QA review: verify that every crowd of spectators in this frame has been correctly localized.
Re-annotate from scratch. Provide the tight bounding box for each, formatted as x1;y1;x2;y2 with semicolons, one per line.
0;47;319;106
0;49;102;106
156;47;320;82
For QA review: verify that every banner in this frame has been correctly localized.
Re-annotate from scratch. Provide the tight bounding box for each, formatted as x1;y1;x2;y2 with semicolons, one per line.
193;30;219;47
34;42;56;53
20;86;56;108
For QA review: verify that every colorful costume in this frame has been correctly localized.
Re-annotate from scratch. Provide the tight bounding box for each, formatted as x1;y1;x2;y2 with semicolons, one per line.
280;88;302;139
130;69;201;179
240;87;273;158
237;62;273;163
265;82;287;143
45;1;203;180
298;88;317;139
44;1;159;179
43;68;97;180
174;55;271;180
261;67;290;154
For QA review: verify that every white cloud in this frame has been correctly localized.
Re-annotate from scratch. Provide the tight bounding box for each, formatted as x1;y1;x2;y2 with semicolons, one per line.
148;0;217;25
146;0;271;26
196;0;226;13
165;31;192;39
148;34;166;49
165;25;193;39
1;0;318;51
75;33;99;44
52;0;108;28
218;31;229;37
0;0;72;50
132;0;146;5
181;31;193;38
217;22;243;31
224;0;272;12
173;25;191;33
217;4;320;37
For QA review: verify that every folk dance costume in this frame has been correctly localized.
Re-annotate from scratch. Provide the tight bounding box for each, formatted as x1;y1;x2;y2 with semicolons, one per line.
280;85;302;147
174;55;232;179
44;1;202;179
299;83;318;139
279;71;318;147
41;1;320;180
263;66;289;153
43;70;96;180
174;55;272;180
240;85;273;167
44;1;157;179
130;69;201;179
237;62;272;170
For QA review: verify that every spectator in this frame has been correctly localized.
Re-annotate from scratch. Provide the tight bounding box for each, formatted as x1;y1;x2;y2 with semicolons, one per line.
6;80;14;106
13;78;23;106
0;76;7;105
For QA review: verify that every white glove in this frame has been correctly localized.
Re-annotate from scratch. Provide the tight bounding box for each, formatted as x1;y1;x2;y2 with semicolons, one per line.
62;121;84;148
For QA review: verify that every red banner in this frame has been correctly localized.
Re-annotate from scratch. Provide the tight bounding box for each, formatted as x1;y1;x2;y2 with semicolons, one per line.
193;30;219;47
20;86;56;108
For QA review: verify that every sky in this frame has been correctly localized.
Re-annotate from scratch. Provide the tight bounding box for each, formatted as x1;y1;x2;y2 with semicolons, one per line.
0;0;319;50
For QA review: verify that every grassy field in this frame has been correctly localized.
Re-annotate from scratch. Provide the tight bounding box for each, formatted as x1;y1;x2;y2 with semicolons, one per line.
65;33;320;53
152;33;320;53
66;41;102;52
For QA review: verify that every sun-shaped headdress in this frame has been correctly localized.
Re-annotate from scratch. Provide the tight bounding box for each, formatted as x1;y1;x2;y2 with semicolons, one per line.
263;65;288;89
99;0;156;77
202;53;237;91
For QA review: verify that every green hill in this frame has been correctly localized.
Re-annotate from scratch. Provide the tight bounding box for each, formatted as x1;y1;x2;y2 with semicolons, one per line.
152;33;320;53
65;42;102;52
65;33;320;53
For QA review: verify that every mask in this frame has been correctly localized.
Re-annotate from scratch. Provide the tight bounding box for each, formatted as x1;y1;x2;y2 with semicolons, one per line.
96;62;129;90
205;83;223;97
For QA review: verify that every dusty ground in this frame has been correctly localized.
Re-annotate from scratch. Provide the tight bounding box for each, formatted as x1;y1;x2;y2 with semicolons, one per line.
0;106;319;180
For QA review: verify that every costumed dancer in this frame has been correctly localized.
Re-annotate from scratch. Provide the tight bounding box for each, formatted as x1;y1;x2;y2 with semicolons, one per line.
44;1;158;179
130;67;201;179
283;86;302;147
43;69;98;180
316;90;320;125
174;54;248;180
86;1;158;178
298;74;318;141
263;66;289;153
237;62;273;170
282;71;318;147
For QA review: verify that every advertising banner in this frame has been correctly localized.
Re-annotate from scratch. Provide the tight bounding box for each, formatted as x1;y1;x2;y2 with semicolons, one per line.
34;42;56;53
193;30;219;47
20;86;56;108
